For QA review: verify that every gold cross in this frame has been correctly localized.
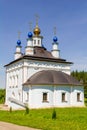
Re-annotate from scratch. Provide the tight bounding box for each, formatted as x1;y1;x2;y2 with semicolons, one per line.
35;14;39;26
18;31;21;39
28;22;32;31
54;27;57;35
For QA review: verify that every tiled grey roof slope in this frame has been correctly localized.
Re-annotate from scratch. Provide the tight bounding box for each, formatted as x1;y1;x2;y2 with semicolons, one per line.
5;47;72;67
23;70;82;86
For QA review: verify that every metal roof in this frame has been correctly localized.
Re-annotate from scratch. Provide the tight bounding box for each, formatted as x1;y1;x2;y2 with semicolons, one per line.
23;70;82;86
4;47;73;67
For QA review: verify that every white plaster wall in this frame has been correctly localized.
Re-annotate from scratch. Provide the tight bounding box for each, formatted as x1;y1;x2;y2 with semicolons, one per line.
27;39;33;46
54;86;71;107
23;87;29;104
5;61;24;107
53;43;58;50
22;85;84;109
26;60;71;80
28;86;54;108
51;50;60;58
70;86;84;106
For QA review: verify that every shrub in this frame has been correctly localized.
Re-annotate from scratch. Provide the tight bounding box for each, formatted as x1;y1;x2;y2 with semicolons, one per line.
9;107;12;113
25;106;29;114
52;109;57;119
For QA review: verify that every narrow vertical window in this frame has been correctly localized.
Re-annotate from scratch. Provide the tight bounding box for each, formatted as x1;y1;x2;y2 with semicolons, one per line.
9;77;11;88
15;75;18;87
77;93;80;102
16;76;18;87
43;93;48;102
34;40;36;45
62;93;66;102
38;40;40;45
27;92;29;101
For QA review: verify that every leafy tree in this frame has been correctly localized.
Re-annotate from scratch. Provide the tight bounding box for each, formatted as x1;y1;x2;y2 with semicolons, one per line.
0;89;5;104
71;71;87;98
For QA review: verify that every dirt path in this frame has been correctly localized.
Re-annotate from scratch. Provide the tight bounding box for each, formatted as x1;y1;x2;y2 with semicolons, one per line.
0;121;40;130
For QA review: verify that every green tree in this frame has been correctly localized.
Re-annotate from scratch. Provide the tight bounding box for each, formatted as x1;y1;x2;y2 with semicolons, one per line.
0;89;5;104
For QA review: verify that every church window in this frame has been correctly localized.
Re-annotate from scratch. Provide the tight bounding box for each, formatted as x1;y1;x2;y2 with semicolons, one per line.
43;92;48;102
15;75;18;87
9;77;12;88
26;92;29;102
34;40;36;45
38;40;40;45
12;92;15;97
12;76;15;87
62;93;66;102
77;93;81;102
13;76;15;87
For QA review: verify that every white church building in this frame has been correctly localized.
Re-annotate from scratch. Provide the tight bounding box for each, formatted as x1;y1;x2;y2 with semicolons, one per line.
5;22;84;109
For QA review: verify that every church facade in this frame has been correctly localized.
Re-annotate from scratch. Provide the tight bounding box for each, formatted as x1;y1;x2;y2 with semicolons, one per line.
5;22;84;109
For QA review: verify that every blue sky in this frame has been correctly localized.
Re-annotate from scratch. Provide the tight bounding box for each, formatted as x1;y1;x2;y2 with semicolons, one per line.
0;0;87;88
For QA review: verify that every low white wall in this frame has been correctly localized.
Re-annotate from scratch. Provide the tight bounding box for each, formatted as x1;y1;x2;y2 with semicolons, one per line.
7;85;84;109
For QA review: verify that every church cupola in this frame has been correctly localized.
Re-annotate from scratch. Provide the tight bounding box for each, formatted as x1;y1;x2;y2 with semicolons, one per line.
51;27;60;58
25;22;34;55
14;39;22;60
28;31;33;38
33;25;41;36
25;30;34;55
32;15;43;47
14;32;22;60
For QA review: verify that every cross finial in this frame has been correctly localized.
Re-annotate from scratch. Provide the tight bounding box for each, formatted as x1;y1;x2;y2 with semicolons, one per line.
18;31;21;39
54;27;57;35
28;22;32;31
35;14;39;26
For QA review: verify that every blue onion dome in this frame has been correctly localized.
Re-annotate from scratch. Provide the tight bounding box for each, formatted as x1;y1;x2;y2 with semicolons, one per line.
28;32;33;38
53;36;58;42
17;40;21;46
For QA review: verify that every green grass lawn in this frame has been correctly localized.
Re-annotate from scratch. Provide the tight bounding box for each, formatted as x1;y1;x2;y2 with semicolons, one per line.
0;108;87;130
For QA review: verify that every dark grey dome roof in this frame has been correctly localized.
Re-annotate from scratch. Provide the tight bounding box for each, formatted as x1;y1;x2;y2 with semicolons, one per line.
23;70;82;86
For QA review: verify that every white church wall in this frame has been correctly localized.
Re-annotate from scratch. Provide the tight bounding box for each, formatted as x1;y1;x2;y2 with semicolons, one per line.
5;61;24;106
23;87;29;104
54;86;71;107
29;60;71;75
70;86;84;106
28;86;54;108
5;87;20;108
22;85;84;109
25;59;71;80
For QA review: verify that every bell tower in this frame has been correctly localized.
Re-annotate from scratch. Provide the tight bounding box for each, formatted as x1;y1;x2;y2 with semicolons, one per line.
33;15;43;47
